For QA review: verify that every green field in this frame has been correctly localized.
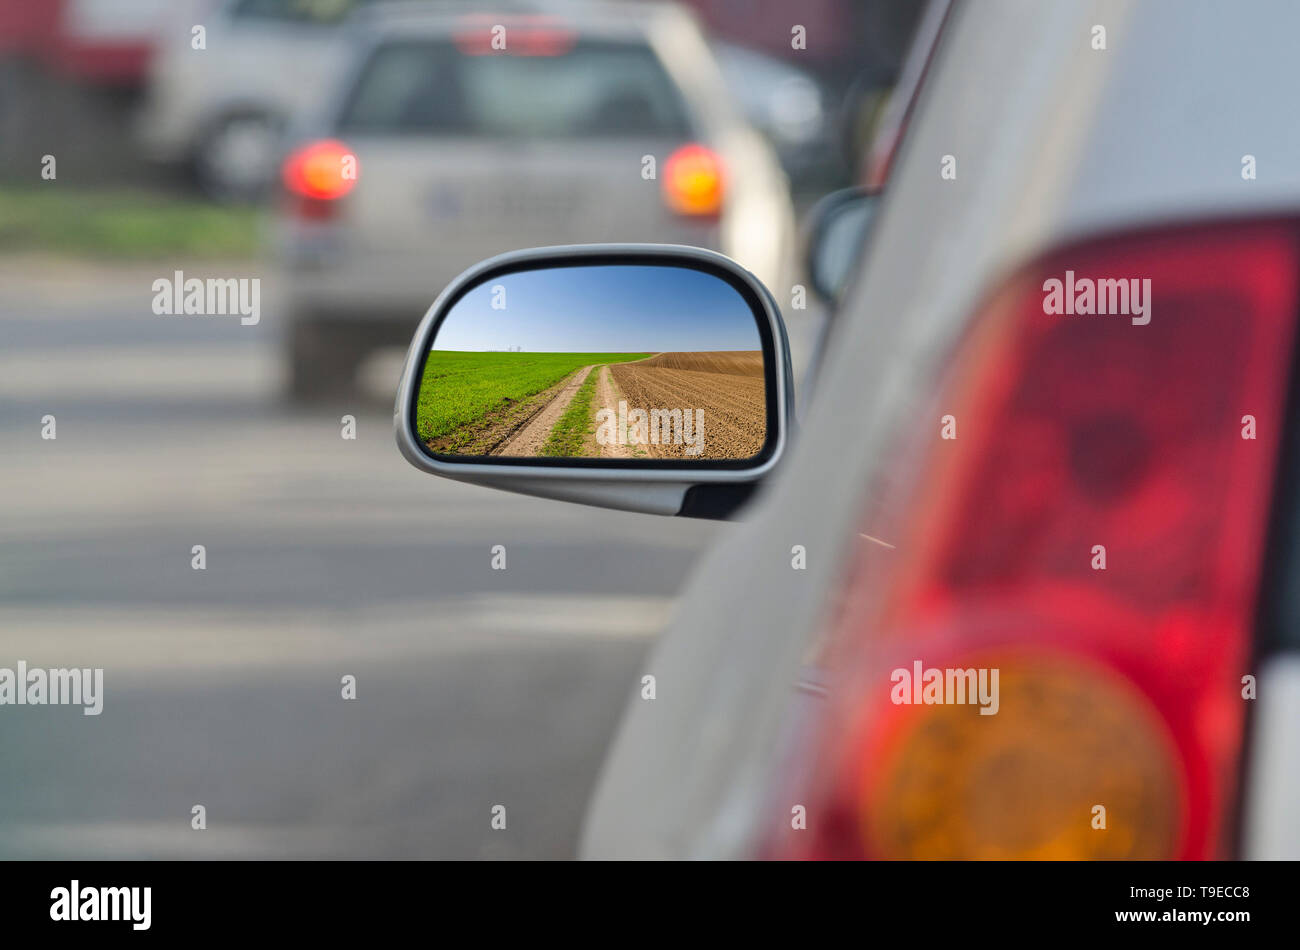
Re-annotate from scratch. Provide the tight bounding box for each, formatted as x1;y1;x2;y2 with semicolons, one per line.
416;351;649;449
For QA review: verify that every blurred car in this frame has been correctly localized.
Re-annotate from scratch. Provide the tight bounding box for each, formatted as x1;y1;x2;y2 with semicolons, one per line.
0;0;171;87
709;40;838;192
274;0;795;400
135;0;375;199
384;0;1300;860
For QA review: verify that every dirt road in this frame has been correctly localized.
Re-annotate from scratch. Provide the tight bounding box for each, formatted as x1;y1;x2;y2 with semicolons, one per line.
593;365;634;459
492;365;594;456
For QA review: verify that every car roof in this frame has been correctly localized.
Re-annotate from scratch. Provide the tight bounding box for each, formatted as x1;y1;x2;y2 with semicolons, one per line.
349;0;691;39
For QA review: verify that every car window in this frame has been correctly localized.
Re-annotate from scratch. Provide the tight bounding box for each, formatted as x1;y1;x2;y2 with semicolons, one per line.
336;39;694;139
231;0;370;25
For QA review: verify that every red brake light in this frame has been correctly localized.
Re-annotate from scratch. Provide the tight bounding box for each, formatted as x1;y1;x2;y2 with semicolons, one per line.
662;144;725;218
282;139;358;202
452;15;577;56
780;221;1300;860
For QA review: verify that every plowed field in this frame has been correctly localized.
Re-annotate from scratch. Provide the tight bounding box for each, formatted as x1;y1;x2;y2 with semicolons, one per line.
635;351;764;377
608;351;766;460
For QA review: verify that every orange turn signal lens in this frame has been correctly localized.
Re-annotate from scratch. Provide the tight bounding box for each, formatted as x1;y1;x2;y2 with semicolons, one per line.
862;659;1183;859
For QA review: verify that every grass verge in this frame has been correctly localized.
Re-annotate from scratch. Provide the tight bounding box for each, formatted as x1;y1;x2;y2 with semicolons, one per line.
0;186;261;259
540;366;600;457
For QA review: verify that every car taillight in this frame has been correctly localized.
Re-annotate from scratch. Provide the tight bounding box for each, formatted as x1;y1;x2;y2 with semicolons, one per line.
281;139;358;217
662;144;725;218
778;221;1299;860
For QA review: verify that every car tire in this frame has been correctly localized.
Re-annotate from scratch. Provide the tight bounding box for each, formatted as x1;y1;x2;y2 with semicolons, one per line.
195;111;281;203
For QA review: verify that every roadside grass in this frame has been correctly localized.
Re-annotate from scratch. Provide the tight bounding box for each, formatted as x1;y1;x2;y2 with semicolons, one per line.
417;351;649;448
540;366;600;457
0;186;261;259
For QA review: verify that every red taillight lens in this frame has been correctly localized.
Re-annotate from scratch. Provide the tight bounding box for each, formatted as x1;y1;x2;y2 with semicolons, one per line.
781;221;1299;860
662;144;725;218
282;139;358;202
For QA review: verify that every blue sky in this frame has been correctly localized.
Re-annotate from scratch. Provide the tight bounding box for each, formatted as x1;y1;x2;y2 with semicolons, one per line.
432;264;762;352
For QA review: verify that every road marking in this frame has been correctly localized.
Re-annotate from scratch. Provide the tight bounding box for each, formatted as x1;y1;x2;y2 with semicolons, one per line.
0;595;673;672
0;346;280;400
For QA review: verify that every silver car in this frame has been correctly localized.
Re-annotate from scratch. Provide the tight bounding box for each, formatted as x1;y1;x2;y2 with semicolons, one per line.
275;0;795;400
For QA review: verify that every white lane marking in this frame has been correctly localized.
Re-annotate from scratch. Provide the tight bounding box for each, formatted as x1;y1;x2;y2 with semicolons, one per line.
0;596;673;672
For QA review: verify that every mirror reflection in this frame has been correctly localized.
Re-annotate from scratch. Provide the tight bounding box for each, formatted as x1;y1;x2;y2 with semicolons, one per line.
416;264;768;461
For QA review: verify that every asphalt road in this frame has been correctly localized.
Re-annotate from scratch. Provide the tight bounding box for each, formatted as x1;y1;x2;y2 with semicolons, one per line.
0;257;738;859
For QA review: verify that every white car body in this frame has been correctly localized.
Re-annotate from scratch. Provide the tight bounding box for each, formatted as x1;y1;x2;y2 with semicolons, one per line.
582;0;1300;859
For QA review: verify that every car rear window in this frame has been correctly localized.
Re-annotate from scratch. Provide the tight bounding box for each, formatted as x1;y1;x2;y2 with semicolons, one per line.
336;39;693;139
232;0;371;24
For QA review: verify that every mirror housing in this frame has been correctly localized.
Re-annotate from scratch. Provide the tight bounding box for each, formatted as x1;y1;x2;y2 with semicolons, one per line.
394;244;794;518
804;186;878;303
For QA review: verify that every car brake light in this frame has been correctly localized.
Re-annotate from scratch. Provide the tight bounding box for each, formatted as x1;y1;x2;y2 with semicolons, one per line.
282;139;358;203
453;15;577;56
662;144;725;218
776;220;1299;860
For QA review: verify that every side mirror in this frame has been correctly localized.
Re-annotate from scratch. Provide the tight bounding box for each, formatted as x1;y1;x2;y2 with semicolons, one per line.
394;245;793;519
804;186;879;303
